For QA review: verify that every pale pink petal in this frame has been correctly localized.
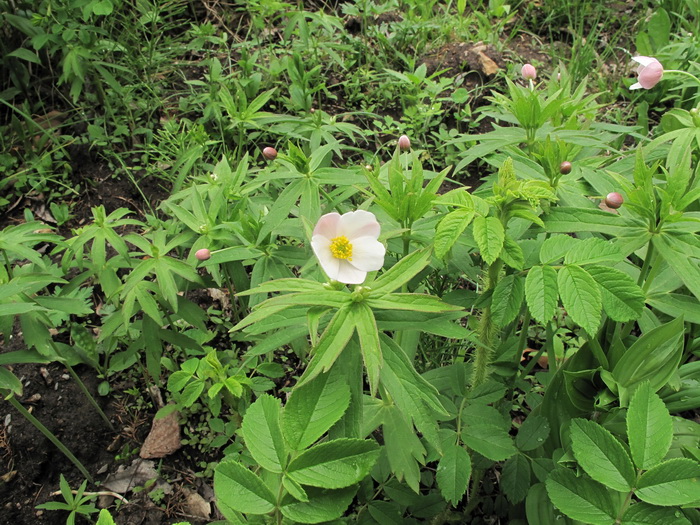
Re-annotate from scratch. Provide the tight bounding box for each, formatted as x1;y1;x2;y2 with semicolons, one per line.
632;56;656;67
629;82;643;90
313;212;341;239
335;260;368;284
348;236;385;272
638;61;663;89
338;210;380;241
312;235;340;280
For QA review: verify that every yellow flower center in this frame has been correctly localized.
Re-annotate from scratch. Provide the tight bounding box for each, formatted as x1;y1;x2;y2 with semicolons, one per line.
330;235;353;260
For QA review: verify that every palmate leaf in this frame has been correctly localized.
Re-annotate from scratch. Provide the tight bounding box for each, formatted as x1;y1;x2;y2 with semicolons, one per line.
627;382;673;470
525;265;558;323
350;302;382;395
473;216;505;265
557;265;602;336
383;405;425;493
370;247;432;295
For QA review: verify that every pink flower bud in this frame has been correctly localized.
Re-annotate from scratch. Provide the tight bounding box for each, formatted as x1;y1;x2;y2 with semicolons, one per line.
262;147;278;160
604;192;624;209
398;135;411;150
521;64;537;80
195;248;211;261
630;56;663;90
559;161;572;174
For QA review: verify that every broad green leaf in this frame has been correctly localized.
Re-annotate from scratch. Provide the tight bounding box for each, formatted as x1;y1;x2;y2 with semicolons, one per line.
0;367;23;396
282;475;308;502
473;216;505;265
241;394;287;473
622;502;691;525
526;483;568;525
587;265;645;322
653;235;700;301
257;178;304;242
280;486;356;524
370;247;432;295
545;468;617;525
96;509;116;525
350;302;382;395
635;458;700;506
612;317;684;400
383;405;424;493
462;422;517;461
516;414;550;452
501;454;531;503
544;207;646;237
540;235;579;264
287;438;380;488
436;443;471;506
214;461;276;515
564;237;622;266
570;418;636;492
367;293;462;313
557;265;602;336
501;235;525;270
491;274;525;327
282;373;351;450
647;293;700;324
627;382;673;470
525;265;558;323
434;209;474;259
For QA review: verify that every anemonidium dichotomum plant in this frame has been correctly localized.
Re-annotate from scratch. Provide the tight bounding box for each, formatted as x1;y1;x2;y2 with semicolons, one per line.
521;63;537;80
311;210;386;284
630;56;663;90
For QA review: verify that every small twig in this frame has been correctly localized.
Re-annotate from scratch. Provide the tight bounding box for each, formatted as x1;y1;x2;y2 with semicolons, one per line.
49;490;129;504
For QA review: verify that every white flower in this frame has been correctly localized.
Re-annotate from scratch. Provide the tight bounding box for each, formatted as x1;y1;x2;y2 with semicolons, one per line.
311;210;386;284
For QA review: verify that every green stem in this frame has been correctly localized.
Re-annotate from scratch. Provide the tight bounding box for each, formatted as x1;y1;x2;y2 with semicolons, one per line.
636;242;655;287
663;69;700;86
471;259;503;390
587;337;610;369
545;321;557;373
5;394;93;484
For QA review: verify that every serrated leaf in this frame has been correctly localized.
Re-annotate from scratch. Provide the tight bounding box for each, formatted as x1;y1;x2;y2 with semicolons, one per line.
635;458;700;506
436;443;472;506
627;382;673;470
282;373;350;451
214;461;276;515
545;468;617;525
351;302;382;395
383;405;425;493
586;265;645;322
473;216;505;265
539;235;578;264
287;439;380;488
621;502;691;525
570;418;636;492
370;247;432;295
491;274;525;327
280;486;356;524
557;265;602;336
516;414;550;452
501;454;531;503
501;235;525;270
525;265;558;323
564;237;622;266
434;209;475;259
241;395;287;473
462;422;517;461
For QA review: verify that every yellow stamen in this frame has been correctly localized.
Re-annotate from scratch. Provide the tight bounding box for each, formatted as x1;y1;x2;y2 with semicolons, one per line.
330;235;353;260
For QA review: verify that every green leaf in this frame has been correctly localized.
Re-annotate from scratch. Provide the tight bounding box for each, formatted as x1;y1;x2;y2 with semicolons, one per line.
462;421;517;461
501;454;531;503
383;405;424;493
653;235;700;301
491;274;525;327
587;265;645;322
96;509;117;525
213;461;276;514
7;47;42;64
569;418;636;492
0;367;23;396
282;373;351;451
350;302;382;395
501;235;525;270
367;293;462;313
545;468;617;525
564;237;622;266
280;486;356;524
434;209;474;259
557;265;602;336
287;438;380;488
627;382;673;470
540;235;579;264
241;394;287;473
436;443;472;506
525;265;558;323
622;502;692;525
544;207;646;237
473;216;505;265
370;248;432;295
516;414;550;452
635;458;700;506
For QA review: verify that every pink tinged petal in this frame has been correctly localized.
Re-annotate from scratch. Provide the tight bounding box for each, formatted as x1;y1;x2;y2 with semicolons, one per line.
632;56;656;67
337;210;380;241
312;235;341;280
638;61;663;89
630;82;643;90
348;237;386;272
313;213;341;239
335;260;368;284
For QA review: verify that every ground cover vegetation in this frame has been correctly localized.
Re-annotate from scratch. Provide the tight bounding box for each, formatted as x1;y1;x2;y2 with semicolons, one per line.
1;0;700;523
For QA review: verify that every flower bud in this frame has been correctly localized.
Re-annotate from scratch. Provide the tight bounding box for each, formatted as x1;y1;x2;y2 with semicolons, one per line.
559;161;572;174
604;192;624;209
398;135;411;151
195;248;211;261
521;64;537;80
262;147;277;161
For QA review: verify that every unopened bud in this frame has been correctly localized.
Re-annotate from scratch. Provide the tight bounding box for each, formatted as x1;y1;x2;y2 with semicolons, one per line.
559;161;572;174
195;248;211;261
604;192;624;209
521;64;537;80
262;147;277;161
398;135;411;151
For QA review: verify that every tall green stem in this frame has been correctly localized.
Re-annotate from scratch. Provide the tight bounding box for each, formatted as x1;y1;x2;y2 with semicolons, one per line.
471;259;503;390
